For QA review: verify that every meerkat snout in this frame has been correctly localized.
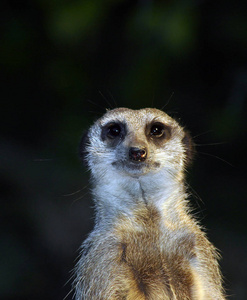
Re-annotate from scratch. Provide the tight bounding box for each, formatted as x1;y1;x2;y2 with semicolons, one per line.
129;147;147;162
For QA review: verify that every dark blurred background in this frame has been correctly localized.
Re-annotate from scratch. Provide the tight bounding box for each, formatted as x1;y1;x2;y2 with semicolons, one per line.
1;0;247;299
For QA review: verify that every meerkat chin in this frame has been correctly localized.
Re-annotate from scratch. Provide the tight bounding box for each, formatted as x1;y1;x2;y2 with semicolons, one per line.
74;108;225;300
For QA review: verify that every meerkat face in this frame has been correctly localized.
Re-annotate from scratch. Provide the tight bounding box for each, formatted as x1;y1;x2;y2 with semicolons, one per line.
80;108;193;179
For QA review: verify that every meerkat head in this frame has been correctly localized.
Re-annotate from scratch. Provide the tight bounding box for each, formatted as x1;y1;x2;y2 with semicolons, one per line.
79;108;193;180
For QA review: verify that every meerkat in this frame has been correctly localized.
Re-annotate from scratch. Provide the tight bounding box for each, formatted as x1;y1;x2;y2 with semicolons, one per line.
74;108;225;300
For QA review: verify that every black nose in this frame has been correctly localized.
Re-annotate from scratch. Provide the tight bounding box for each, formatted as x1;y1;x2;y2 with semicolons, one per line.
129;147;147;162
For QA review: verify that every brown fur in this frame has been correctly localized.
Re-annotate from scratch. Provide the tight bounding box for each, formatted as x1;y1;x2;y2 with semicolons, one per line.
74;108;225;300
115;205;194;299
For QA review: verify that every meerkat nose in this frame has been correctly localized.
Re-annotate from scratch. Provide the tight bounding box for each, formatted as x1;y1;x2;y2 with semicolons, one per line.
129;147;147;162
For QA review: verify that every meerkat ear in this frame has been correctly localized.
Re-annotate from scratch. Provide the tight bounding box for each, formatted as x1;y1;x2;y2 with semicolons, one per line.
182;130;195;166
79;130;90;163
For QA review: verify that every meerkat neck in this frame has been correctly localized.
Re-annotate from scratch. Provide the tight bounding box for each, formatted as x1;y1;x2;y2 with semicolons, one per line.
91;170;186;227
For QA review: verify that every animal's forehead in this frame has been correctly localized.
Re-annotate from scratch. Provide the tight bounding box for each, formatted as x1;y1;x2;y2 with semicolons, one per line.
98;108;177;127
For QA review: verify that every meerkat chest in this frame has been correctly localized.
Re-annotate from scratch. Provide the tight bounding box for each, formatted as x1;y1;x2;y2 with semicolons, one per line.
112;206;195;300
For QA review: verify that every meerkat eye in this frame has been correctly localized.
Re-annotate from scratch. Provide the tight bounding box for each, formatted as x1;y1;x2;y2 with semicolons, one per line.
107;123;122;139
150;123;165;137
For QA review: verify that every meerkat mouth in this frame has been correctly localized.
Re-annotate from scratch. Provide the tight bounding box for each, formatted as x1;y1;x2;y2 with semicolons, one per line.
112;160;161;175
112;160;146;170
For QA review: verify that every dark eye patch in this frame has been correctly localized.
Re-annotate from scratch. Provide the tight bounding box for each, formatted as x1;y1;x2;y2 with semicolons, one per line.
148;122;171;140
106;123;122;139
150;123;166;137
101;121;126;146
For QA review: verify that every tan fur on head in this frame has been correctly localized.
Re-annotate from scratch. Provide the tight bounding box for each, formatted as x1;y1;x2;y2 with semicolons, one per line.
74;108;225;300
